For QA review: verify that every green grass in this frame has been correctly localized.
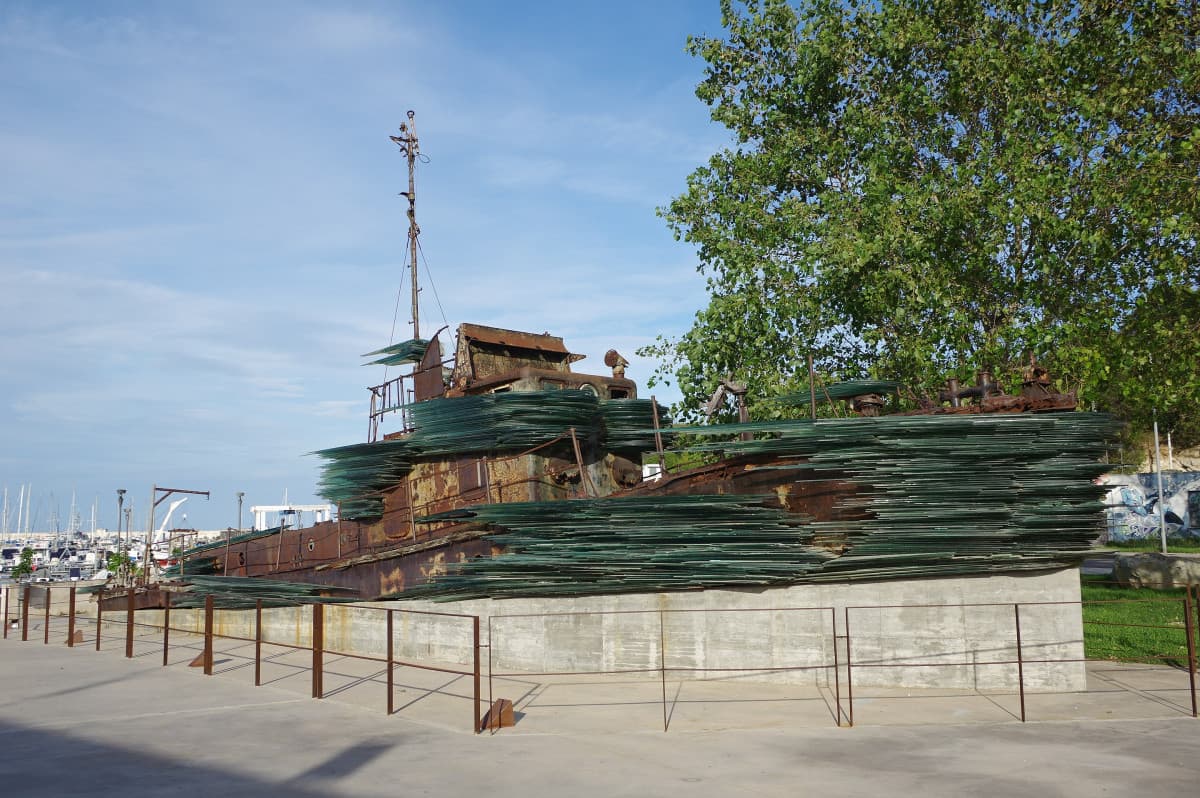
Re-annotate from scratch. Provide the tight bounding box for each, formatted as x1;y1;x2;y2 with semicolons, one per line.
1101;540;1200;553
1080;578;1197;665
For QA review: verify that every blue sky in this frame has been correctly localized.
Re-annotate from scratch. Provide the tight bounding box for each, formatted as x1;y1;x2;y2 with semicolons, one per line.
0;1;729;532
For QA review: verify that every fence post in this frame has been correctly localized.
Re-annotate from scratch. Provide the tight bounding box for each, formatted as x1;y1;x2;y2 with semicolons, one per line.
162;591;171;666
659;609;668;733
386;609;394;716
67;585;77;647
255;599;263;687
203;595;214;675
43;587;51;645
1014;603;1026;723
831;608;842;727
473;615;481;733
1184;592;1197;719
125;588;135;659
844;607;854;727
95;589;103;650
311;603;324;699
21;585;30;642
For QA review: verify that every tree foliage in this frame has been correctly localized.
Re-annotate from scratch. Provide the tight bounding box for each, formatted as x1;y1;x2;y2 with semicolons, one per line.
11;548;34;579
643;0;1199;439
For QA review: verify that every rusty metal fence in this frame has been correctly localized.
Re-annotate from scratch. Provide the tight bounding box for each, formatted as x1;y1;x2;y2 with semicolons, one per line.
3;583;1197;733
487;606;843;731
1;584;484;733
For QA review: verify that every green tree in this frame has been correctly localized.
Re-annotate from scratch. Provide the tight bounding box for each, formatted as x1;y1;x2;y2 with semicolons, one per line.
643;0;1199;435
11;548;34;579
106;551;130;573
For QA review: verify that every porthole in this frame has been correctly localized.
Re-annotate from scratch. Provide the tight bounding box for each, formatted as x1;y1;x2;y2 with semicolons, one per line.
307;539;316;552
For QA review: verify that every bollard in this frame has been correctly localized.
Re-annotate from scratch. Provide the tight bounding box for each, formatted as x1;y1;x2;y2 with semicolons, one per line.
2;586;9;640
312;604;324;699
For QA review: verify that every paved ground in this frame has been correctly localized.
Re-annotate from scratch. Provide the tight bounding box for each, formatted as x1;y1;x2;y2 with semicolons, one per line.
2;618;1199;797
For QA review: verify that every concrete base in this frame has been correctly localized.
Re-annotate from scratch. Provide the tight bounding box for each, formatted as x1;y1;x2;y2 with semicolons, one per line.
103;569;1086;693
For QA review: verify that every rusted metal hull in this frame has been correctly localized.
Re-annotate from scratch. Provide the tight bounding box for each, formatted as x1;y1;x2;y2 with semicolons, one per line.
223;452;845;599
98;586;171;612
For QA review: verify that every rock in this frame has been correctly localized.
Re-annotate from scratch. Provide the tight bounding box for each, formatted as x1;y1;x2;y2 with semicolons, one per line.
1111;553;1200;590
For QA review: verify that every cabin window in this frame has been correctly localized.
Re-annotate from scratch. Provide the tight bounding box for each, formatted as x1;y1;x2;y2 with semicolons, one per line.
579;384;599;397
541;379;565;390
608;388;630;399
458;457;485;493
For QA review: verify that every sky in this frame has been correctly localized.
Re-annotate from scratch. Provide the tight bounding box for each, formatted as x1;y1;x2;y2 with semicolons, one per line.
0;1;731;533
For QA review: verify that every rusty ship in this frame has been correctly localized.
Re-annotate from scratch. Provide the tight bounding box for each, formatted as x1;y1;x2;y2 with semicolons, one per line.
158;113;1101;603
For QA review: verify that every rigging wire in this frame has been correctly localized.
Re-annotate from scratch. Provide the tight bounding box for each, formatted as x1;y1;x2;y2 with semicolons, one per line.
416;237;448;329
383;237;412;384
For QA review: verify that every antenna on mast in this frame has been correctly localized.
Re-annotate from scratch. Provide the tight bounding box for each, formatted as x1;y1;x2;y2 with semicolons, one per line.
390;109;421;340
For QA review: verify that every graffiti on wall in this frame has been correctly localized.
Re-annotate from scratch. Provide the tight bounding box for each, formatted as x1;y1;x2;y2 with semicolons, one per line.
1101;471;1200;542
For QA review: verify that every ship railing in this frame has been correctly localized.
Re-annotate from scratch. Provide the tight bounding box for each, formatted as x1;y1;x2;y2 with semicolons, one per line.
367;356;455;442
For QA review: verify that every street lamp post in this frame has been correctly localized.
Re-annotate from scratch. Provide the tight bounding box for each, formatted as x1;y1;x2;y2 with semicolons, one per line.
123;508;132;584
115;489;126;583
225;492;244;577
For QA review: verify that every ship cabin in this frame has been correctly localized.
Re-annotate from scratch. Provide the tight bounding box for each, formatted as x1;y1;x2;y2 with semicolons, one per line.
374;324;645;544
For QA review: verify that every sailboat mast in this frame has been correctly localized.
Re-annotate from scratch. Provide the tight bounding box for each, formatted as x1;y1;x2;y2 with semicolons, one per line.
390;109;421;339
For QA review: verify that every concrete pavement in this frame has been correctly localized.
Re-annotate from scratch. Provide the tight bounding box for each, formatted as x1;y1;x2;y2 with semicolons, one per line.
1;621;1199;797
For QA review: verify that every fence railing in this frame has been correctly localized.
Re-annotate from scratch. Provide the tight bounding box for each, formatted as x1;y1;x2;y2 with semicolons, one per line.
487;606;842;730
2;583;484;733
3;582;1197;733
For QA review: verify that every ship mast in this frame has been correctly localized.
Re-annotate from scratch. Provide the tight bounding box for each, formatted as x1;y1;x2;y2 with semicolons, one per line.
390;110;421;339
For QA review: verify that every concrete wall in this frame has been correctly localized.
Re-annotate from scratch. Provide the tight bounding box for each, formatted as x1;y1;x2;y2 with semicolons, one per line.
8;569;1086;692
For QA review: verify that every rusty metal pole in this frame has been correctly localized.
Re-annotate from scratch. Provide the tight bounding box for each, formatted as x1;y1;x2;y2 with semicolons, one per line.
386;610;394;715
568;427;598;498
650;396;667;475
162;591;171;666
1014;603;1026;722
808;355;817;421
203;595;214;675
125;588;135;659
255;599;263;687
21;585;30;641
67;585;76;647
659;610;668;733
95;590;103;650
473;616;481;733
830;608;842;727
844;607;854;727
312;603;324;699
1183;593;1197;718
487;617;495;730
43;587;51;645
